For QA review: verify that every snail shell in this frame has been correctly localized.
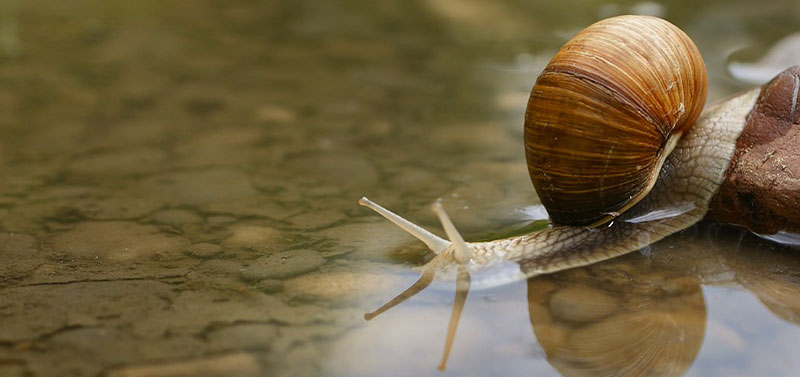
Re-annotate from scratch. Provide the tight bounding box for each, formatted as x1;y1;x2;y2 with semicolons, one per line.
524;15;708;226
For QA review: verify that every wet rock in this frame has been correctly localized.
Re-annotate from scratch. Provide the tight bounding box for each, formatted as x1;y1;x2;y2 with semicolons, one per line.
548;286;619;323
206;324;278;350
196;259;243;276
284;153;378;188
424;180;515;232
106;353;261;377
4;195;161;231
50;221;189;261
0;281;174;343
68;147;165;176
0;233;42;285
151;209;203;225
74;195;162;221
223;225;282;252
709;67;800;234
271;325;344;353
185;243;222;259
138;169;258;207
240;249;325;281
284;270;392;301
133;290;280;338
285;209;347;230
253;279;282;293
209;198;302;220
319;222;417;261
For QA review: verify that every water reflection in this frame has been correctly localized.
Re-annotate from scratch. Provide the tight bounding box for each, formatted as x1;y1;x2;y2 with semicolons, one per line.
355;223;800;376
649;225;800;326
528;257;706;377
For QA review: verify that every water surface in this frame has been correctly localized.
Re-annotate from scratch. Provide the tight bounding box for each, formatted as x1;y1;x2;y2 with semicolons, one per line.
0;1;799;376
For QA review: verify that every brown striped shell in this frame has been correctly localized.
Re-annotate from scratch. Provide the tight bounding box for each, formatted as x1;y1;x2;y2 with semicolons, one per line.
524;15;708;226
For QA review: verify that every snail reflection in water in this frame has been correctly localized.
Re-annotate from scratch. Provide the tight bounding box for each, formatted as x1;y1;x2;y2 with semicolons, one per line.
528;255;706;377
358;15;798;369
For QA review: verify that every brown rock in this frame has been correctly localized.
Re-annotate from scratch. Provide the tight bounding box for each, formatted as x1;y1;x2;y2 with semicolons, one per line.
708;66;800;234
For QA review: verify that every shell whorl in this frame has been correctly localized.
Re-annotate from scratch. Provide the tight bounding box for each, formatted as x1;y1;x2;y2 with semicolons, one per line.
524;15;708;226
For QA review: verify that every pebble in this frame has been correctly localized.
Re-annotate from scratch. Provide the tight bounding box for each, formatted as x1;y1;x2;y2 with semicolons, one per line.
549;286;619;323
223;225;282;252
185;243;222;259
239;249;325;281
106;353;260;377
284;270;396;301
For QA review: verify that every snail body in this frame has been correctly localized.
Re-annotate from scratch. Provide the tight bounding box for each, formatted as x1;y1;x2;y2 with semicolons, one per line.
359;15;796;371
360;88;757;287
361;15;722;286
358;15;768;370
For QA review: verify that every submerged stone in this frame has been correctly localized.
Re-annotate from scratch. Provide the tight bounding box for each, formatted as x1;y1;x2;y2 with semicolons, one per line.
239;249;325;281
151;209;203;225
206;323;278;351
319;222;417;261
50;221;189;261
223;225;282;252
185;243;223;259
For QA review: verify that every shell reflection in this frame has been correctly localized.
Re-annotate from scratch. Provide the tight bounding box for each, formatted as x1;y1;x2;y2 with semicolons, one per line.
527;256;706;377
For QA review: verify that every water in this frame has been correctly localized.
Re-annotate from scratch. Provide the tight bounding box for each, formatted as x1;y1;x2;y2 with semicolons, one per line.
0;0;798;376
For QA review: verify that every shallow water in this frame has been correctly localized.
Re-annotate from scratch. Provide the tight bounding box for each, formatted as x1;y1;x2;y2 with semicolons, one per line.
0;0;799;376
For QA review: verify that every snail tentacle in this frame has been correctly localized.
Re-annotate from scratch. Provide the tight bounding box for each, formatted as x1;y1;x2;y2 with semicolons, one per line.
432;201;473;263
359;196;450;254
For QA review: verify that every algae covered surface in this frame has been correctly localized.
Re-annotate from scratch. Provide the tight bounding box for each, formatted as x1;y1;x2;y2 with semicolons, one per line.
1;1;799;376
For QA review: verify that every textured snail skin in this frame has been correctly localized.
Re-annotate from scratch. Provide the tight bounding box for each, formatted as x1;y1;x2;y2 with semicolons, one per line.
444;89;759;287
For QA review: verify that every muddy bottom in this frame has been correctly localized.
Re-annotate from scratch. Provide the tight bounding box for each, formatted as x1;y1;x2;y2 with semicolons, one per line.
0;1;799;376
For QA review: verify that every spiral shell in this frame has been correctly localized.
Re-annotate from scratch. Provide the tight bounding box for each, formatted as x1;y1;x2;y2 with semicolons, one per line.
524;15;708;226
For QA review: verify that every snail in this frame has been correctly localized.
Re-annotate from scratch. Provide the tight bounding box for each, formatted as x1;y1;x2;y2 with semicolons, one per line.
358;15;797;370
